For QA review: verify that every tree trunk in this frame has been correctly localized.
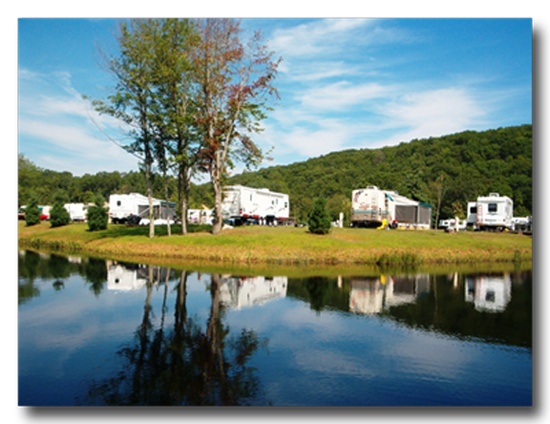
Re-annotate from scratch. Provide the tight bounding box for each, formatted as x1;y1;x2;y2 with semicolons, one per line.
178;166;187;235
163;171;171;237
145;159;155;239
211;172;223;235
178;160;192;236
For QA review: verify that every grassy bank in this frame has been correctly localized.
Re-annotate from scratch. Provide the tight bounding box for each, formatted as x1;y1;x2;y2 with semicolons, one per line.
18;221;532;270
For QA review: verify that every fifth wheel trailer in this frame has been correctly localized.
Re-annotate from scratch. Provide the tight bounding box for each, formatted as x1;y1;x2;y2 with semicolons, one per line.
222;185;289;225
351;186;432;229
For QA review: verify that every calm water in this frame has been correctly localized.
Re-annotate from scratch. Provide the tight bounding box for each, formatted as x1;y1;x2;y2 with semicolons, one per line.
18;250;532;406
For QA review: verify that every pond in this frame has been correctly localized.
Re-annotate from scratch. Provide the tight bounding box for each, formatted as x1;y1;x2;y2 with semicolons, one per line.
18;250;532;406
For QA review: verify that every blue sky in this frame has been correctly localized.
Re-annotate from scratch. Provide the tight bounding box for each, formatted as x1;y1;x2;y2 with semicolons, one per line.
17;16;533;177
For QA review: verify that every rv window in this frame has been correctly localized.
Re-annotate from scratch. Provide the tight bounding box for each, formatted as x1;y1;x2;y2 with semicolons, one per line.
488;203;498;212
470;206;477;214
117;201;121;207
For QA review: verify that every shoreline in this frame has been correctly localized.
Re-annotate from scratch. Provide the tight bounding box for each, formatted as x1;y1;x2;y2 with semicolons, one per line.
18;222;533;275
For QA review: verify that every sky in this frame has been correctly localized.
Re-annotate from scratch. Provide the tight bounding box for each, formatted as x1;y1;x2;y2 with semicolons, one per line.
16;16;533;178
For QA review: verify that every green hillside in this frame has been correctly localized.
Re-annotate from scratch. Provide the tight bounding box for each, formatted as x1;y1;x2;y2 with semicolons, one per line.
226;124;532;222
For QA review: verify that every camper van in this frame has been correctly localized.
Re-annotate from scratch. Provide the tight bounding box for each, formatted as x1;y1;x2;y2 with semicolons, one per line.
109;193;177;224
351;186;432;229
222;185;289;225
468;193;513;231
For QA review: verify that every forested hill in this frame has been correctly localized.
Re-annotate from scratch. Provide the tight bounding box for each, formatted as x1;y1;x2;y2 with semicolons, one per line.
18;124;532;222
226;124;532;221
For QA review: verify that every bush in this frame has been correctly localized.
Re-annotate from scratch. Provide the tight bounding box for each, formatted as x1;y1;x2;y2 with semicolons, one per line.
307;197;332;235
87;195;109;232
25;198;41;226
50;202;71;228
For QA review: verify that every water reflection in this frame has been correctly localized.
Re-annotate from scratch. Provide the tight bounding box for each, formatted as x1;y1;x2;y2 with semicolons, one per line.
350;274;430;314
465;274;512;313
220;275;288;309
18;251;532;406
84;268;267;405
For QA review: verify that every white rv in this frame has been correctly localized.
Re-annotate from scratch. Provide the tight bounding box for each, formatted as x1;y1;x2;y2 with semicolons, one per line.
468;193;513;231
187;208;213;225
64;203;88;221
109;193;177;224
222;185;289;225
351;186;432;229
351;186;396;228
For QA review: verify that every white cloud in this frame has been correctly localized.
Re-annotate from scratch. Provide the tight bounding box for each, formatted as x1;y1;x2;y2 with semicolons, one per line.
270;19;373;59
372;87;486;146
21;118;108;155
285;61;360;82
277;124;348;158
18;68;138;175
297;81;388;111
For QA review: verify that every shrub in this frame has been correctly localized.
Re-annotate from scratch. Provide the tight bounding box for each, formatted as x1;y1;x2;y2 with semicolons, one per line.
308;197;332;235
50;202;71;228
87;194;108;232
25;198;41;226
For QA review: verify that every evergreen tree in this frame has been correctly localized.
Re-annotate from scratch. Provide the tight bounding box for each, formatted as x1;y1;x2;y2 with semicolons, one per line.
87;195;109;232
50;202;71;228
308;197;331;235
25;197;41;226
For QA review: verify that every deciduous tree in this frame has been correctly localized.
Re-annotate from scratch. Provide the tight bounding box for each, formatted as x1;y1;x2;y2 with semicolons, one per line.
86;19;158;238
194;19;280;234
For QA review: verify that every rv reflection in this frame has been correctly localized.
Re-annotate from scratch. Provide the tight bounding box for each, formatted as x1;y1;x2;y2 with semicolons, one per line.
220;276;288;309
107;263;148;291
465;274;512;313
350;274;430;314
107;263;174;291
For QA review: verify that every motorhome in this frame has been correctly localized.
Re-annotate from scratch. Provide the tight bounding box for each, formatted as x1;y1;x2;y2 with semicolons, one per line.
221;185;289;225
351;186;432;229
468;193;513;231
109;193;177;224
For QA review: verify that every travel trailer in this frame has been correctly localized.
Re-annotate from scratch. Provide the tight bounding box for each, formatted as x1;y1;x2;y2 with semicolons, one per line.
467;193;513;231
64;203;88;221
351;186;396;228
351;186;432;229
222;185;289;225
109;193;177;224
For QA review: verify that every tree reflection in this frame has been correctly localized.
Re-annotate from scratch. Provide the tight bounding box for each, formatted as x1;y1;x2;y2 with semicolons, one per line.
80;270;267;406
83;257;108;296
18;251;42;304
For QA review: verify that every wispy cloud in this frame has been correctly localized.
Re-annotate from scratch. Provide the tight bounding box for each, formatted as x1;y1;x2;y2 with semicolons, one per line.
372;87;486;146
18;68;137;175
270;19;376;62
297;81;389;111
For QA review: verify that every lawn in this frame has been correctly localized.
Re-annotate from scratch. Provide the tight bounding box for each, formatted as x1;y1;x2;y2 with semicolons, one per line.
18;221;532;271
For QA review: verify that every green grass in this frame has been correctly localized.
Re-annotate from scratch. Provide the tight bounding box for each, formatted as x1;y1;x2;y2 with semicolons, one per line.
18;221;532;272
